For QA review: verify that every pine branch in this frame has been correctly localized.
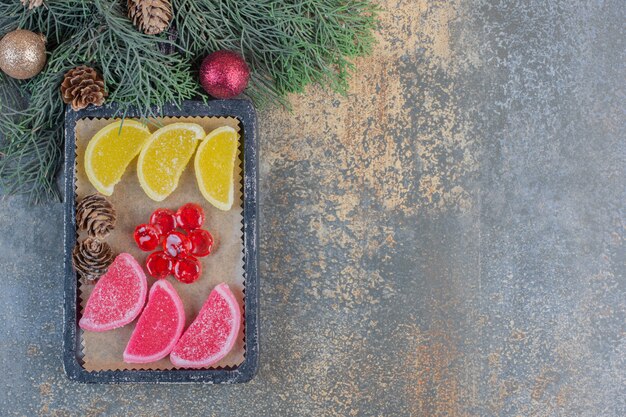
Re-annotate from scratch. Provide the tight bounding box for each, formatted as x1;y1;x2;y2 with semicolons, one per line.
0;0;378;202
172;0;378;106
89;0;198;116
0;1;94;46
1;0;199;202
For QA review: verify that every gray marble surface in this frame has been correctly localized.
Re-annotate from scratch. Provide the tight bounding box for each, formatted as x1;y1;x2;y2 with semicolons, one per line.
0;0;624;415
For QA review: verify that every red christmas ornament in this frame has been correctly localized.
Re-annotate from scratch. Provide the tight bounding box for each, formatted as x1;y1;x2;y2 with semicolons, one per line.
199;50;250;99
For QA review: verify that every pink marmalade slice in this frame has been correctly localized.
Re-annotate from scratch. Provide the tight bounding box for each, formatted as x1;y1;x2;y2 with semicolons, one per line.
123;280;186;364
170;283;241;368
79;253;148;332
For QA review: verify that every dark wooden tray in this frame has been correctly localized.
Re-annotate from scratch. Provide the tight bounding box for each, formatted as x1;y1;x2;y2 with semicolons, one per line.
62;100;259;383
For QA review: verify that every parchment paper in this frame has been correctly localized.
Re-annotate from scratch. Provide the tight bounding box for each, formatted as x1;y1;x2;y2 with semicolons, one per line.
75;116;245;371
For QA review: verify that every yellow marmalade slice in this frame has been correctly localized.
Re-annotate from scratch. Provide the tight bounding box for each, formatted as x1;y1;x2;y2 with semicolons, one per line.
194;126;239;211
137;123;205;201
84;120;152;195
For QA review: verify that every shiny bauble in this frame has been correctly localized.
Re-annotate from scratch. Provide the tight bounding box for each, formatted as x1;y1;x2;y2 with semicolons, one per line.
199;50;250;99
0;29;47;80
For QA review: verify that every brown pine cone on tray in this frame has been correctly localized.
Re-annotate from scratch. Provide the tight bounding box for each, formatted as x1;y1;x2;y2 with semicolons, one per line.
61;65;107;111
128;0;172;35
72;238;114;282
76;194;116;239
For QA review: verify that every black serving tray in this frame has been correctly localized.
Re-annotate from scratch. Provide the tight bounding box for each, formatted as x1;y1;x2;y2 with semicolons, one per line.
63;100;259;383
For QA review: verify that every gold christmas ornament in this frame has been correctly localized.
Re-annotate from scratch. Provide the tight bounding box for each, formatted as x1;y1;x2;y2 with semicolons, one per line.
21;0;44;9
61;65;108;111
127;0;172;35
0;29;47;80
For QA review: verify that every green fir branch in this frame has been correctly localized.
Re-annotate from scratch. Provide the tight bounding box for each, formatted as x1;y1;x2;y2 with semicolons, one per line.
173;0;377;106
0;0;377;202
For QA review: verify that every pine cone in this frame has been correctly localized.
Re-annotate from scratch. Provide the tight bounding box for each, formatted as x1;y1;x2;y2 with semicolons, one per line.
76;194;116;239
72;238;114;281
61;66;108;111
21;0;43;9
127;0;172;35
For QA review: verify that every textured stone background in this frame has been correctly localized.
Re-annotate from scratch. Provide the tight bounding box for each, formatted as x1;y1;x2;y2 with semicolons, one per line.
0;0;624;415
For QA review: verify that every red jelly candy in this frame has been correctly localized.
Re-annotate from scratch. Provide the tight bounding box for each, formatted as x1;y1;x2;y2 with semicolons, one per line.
173;256;202;284
150;208;177;236
163;231;192;258
134;224;161;251
188;229;214;257
146;251;173;279
176;203;205;231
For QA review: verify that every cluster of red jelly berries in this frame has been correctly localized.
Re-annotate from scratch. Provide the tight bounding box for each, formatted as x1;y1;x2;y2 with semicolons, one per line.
134;203;214;284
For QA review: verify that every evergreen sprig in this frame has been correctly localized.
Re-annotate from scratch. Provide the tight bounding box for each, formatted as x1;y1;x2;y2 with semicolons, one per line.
0;0;377;203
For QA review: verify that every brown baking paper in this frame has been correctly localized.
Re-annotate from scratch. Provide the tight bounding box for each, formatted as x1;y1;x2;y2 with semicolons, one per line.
75;116;245;371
